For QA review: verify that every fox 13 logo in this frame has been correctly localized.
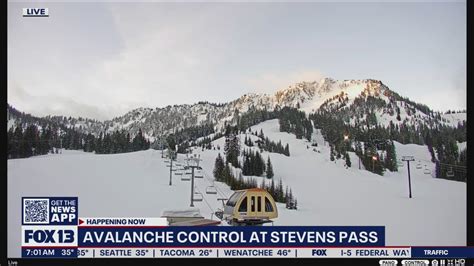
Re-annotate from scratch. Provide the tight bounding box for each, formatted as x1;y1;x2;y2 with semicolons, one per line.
21;197;78;258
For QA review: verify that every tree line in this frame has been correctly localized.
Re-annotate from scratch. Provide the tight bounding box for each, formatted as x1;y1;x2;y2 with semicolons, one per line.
213;153;296;208
244;130;290;157
8;124;150;159
278;106;313;141
241;149;274;178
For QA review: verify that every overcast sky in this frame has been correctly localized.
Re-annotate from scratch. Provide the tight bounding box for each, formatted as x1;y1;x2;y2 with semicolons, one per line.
8;0;466;120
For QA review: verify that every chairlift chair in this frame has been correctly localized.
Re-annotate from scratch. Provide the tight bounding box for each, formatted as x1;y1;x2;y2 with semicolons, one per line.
175;171;183;176
423;168;431;175
206;186;217;195
193;192;203;202
181;175;191;181
446;168;454;177
416;163;422;169
194;173;204;178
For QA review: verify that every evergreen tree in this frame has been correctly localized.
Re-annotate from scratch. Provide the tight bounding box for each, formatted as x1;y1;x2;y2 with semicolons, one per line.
278;179;284;202
224;133;240;168
96;133;103;154
166;134;176;152
132;128;149;151
384;141;398;172
242;154;251;176
266;156;274;178
213;153;225;181
279;118;291;133
270;178;275;198
288;188;294;209
7;128;15;158
23;125;39;157
255;151;264;176
103;133;111;154
126;133;131;152
223;163;233;184
344;152;351;168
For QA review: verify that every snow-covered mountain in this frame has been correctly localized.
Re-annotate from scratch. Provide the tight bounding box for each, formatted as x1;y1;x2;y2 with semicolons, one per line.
7;79;467;256
7;78;466;141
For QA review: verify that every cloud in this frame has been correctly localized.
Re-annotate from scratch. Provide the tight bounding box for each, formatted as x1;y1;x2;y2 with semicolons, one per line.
245;69;325;94
7;3;225;120
80;4;234;114
8;83;120;121
7;2;465;120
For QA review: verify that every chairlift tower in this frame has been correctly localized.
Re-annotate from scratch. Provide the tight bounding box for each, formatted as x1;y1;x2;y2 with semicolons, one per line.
402;156;415;198
185;155;202;207
168;149;175;186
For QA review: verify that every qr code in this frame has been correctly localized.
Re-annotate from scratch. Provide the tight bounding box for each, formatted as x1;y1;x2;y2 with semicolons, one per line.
23;198;49;224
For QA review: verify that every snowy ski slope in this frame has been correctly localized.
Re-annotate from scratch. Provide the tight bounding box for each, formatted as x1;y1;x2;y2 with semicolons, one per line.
7;120;466;257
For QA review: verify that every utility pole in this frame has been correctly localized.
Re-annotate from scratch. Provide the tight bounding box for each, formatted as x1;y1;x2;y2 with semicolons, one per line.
402;156;415;198
185;155;202;207
168;149;175;186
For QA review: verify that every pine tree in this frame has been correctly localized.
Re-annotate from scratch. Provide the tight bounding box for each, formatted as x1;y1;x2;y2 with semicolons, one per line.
284;144;290;156
96;133;103;154
279;118;290;133
223;163;233;184
126;133;131;152
345;152;351;168
266;156;274;178
278;179;284;202
288;188;294;209
213;153;225;181
23;125;39;157
224;133;240;168
435;160;441;178
7;128;14;158
166;134;176;152
270;178;275;199
384;141;398;171
242;154;250;175
255;151;265;176
304;120;313;141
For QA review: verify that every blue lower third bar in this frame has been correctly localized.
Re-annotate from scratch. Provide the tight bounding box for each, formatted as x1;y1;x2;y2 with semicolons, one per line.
22;247;77;258
411;247;474;258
